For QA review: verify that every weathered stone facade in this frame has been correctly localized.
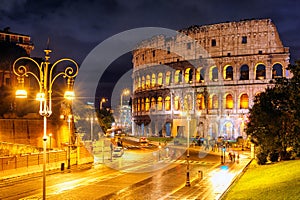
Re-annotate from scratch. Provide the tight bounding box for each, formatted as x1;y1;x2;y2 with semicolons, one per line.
132;19;290;140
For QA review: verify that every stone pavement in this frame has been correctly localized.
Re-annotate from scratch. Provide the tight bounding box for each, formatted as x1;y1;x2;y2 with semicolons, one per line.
162;154;252;200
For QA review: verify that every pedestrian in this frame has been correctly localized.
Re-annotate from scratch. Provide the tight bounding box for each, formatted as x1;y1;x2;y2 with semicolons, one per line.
233;152;236;162
229;152;232;161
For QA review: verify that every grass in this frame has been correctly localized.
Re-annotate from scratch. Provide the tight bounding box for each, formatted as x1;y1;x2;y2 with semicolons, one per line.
223;159;300;200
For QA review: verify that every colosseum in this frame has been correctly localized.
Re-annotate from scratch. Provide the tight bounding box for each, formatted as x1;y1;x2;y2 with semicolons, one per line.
131;18;290;141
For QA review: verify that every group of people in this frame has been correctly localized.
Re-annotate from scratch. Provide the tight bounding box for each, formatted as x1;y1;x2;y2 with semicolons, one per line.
228;151;239;163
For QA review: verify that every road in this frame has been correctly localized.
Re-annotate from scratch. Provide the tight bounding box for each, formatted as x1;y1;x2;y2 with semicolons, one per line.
0;141;251;200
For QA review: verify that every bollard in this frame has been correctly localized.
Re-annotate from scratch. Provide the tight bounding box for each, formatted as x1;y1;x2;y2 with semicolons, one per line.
198;170;203;180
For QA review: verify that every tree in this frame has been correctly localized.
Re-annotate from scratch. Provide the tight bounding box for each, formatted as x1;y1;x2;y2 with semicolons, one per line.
247;61;300;164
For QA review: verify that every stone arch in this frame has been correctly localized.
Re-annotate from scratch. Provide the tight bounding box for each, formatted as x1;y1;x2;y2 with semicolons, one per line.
224;93;234;109
209;66;218;81
239;93;249;109
164;96;171;111
240;64;249;80
222;120;234;139
151;73;156;87
255;63;266;80
272;63;283;78
223;65;233;80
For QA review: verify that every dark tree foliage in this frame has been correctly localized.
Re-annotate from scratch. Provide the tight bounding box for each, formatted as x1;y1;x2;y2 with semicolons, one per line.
247;61;300;164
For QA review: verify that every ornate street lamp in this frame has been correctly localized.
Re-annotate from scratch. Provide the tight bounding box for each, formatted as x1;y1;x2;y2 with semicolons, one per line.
13;48;78;200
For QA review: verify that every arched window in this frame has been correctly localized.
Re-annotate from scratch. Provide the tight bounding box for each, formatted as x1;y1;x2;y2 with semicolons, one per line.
184;68;193;83
141;76;145;89
196;68;201;82
240;64;249;80
157;96;163;111
209;94;218;109
151;73;156;87
138;77;141;88
157;72;163;86
196;94;205;110
141;98;145;111
184;94;192;110
165;96;171;111
224;66;233;80
256;64;266;80
240;94;249;109
225;94;233;109
137;99;141;112
272;63;283;78
200;68;205;82
174;96;180;110
151;97;156;110
145;98;150;111
165;71;171;85
212;95;218;109
175;70;182;84
210;66;218;81
146;75;151;88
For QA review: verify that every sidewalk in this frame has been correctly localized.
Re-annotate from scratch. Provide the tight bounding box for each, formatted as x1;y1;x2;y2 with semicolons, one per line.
167;154;252;200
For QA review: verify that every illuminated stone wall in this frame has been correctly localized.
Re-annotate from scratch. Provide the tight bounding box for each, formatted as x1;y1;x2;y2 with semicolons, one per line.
132;18;290;139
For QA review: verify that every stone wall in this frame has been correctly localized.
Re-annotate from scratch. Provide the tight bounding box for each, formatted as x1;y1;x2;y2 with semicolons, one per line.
0;118;71;148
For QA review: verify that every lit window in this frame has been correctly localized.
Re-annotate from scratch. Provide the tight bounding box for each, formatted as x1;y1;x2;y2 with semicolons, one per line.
151;97;156;110
174;96;180;110
145;98;150;111
151;73;156;87
146;75;151;88
166;71;171;85
240;94;249;109
184;68;193;83
157;72;163;85
226;94;233;109
196;94;205;110
157;96;163;111
165;96;171;111
141;98;145;111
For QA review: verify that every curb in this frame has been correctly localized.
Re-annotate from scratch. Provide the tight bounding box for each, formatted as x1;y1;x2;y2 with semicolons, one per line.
218;158;253;200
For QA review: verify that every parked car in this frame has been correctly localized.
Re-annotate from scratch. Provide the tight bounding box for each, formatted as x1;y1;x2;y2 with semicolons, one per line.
112;147;124;157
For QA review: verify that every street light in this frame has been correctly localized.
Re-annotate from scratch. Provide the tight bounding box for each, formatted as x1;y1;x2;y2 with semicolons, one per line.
13;48;78;200
181;110;191;187
100;98;107;110
67;114;72;169
86;116;95;141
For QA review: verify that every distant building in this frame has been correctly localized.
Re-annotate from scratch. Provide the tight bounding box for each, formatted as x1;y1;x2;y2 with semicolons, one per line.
131;19;290;139
0;27;34;54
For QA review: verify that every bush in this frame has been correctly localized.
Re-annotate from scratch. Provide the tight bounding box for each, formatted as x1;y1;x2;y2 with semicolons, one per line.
256;147;268;165
269;151;279;162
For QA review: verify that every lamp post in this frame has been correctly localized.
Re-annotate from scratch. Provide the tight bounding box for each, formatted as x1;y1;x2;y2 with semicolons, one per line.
13;48;78;200
67;114;72;169
186;115;191;187
100;98;107;110
86;116;95;141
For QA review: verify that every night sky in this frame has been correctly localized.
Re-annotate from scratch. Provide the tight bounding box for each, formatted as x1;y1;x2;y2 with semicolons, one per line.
1;0;300;108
